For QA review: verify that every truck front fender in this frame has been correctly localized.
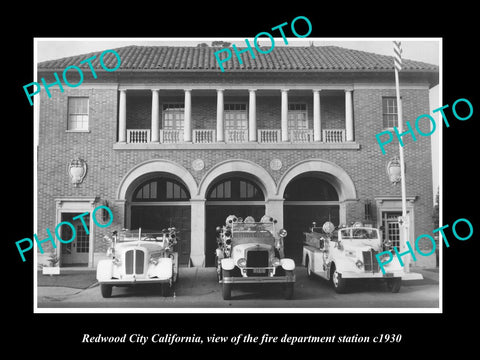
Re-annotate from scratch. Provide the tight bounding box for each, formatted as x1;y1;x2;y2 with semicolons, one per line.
147;257;173;280
96;259;113;282
221;258;235;271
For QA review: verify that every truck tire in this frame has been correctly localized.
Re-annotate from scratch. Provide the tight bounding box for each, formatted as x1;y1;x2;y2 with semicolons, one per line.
222;269;232;300
100;284;112;298
386;278;402;293
284;270;294;299
331;264;347;294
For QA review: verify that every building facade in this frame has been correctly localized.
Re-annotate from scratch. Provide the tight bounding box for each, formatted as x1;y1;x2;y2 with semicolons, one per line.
36;44;439;268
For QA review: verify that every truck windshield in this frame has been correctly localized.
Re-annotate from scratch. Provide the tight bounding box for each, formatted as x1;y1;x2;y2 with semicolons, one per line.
340;228;379;240
117;229;170;242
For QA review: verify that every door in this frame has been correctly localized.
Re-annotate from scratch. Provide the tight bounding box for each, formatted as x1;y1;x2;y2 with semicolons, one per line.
284;205;339;264
382;212;402;250
60;212;90;266
205;205;265;267
131;205;191;265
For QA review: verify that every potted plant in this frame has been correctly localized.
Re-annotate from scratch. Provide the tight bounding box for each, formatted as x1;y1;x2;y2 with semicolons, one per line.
41;250;60;276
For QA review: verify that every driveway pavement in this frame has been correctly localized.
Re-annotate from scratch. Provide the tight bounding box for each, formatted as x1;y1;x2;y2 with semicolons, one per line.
36;266;439;310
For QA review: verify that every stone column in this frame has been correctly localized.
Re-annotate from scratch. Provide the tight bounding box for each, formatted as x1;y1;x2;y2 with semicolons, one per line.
184;89;192;142
281;89;289;141
265;198;285;231
248;89;257;142
151;89;160;143
313;89;321;141
345;90;354;141
190;199;206;267
216;89;224;142
118;89;127;143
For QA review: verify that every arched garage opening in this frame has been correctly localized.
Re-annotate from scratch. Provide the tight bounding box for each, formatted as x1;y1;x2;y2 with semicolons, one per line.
127;172;191;266
205;173;266;267
283;174;340;263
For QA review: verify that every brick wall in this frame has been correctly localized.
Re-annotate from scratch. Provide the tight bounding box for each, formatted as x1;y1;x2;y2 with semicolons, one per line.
37;83;434;267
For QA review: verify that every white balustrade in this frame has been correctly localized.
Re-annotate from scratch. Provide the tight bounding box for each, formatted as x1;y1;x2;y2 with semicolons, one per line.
258;129;281;143
322;129;346;143
193;129;216;143
225;129;248;143
290;129;314;143
126;129;150;143
160;129;183;143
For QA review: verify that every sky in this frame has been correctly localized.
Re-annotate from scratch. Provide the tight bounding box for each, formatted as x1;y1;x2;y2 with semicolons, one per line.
34;37;441;199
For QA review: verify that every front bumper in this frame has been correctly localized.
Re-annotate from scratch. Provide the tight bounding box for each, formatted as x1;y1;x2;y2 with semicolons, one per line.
222;275;295;284
98;277;171;286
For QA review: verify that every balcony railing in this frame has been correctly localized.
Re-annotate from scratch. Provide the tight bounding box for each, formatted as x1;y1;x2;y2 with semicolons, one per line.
193;129;216;143
290;129;313;143
323;129;346;143
258;129;281;143
225;129;248;143
160;129;183;143
125;128;348;144
127;129;150;144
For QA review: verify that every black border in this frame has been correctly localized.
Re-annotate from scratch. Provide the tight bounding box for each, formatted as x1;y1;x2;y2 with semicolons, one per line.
7;5;478;353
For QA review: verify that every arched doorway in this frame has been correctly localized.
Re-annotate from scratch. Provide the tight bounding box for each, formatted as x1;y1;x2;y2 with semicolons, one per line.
283;175;340;263
205;174;266;267
128;174;191;265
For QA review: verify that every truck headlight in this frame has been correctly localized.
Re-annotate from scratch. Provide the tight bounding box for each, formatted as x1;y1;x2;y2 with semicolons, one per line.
278;229;287;238
113;257;121;266
355;260;364;269
237;258;246;267
149;257;159;265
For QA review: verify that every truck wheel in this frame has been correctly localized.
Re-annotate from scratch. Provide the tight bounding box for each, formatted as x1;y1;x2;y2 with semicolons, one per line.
100;284;112;298
331;265;347;293
386;278;402;293
284;270;294;299
306;256;314;279
222;269;232;300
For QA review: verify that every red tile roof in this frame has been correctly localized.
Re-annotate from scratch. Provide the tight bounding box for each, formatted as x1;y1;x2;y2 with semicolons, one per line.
38;45;438;73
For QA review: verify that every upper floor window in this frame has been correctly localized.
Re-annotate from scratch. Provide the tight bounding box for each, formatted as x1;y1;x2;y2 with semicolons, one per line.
382;97;398;128
288;103;308;129
163;104;184;130
67;97;89;131
224;103;247;130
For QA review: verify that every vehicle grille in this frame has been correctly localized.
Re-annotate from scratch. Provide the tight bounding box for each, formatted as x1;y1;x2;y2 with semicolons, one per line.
246;250;269;276
363;249;380;272
125;249;145;275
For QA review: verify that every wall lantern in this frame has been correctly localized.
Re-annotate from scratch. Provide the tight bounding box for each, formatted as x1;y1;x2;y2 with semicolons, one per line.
386;156;403;185
68;158;87;187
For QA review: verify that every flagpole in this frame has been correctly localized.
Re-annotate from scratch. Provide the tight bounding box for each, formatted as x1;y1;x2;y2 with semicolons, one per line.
394;43;409;273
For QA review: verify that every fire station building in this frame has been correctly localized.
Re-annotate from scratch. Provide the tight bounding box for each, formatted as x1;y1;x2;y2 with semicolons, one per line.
36;44;439;268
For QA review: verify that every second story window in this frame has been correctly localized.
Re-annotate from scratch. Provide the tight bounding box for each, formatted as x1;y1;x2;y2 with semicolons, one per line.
67;97;89;131
382;97;398;129
288;103;308;129
163;104;184;130
224;103;247;130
